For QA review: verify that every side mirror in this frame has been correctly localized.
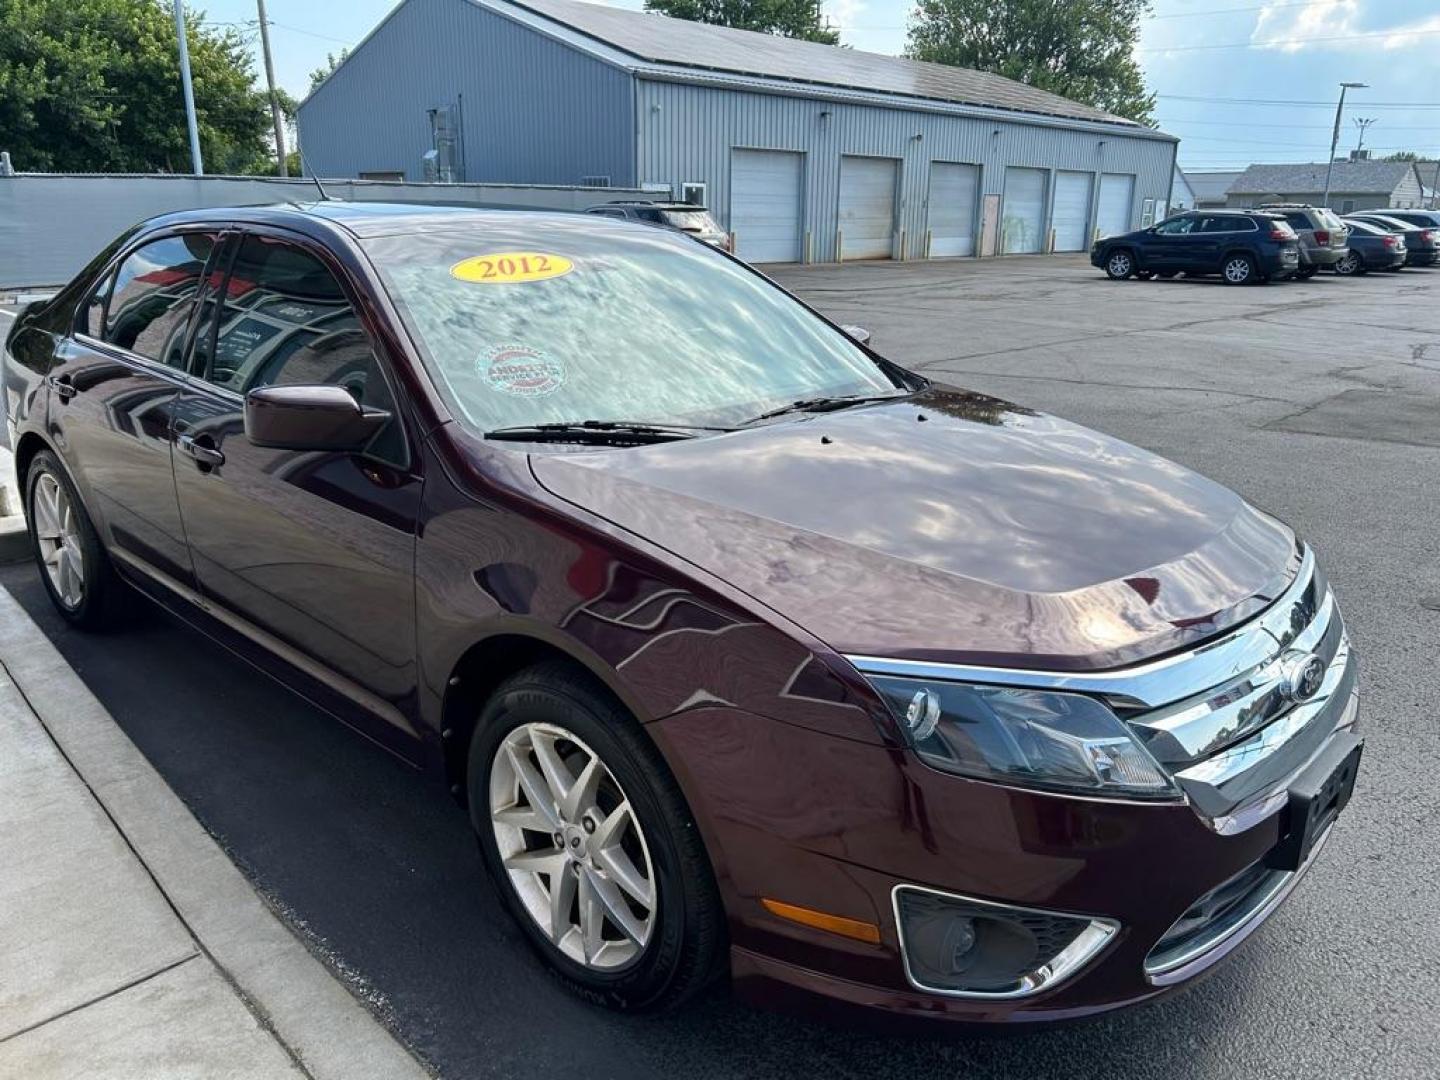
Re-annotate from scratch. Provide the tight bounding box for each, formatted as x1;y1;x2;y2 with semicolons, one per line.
840;324;873;347
244;384;389;452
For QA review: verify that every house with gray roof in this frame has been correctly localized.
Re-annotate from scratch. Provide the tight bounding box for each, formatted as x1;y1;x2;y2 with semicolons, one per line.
297;0;1178;263
1183;169;1243;208
1225;161;1424;213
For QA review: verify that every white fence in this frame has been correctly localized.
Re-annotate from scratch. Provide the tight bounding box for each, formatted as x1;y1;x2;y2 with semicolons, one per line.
0;174;650;289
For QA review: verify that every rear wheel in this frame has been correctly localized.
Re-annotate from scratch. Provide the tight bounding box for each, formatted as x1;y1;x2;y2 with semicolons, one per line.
1104;250;1135;280
1296;265;1318;280
25;450;126;628
1155;271;1177;279
1334;251;1363;276
468;661;725;1012
1222;253;1257;285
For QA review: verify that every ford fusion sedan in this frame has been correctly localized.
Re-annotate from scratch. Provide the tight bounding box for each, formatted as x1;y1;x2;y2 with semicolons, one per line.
1092;210;1301;284
2;204;1361;1024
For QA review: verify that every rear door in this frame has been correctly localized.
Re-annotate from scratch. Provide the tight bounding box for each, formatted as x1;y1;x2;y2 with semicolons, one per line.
168;227;424;757
53;229;224;586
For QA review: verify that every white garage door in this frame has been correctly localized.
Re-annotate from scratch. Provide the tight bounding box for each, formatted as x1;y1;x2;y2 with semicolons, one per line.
730;149;803;263
927;162;979;257
839;156;898;260
1002;167;1047;254
1052;171;1093;252
1097;173;1135;239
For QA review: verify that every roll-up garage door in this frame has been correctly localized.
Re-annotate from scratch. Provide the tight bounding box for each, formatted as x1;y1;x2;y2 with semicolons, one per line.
730;149;803;264
838;156;898;260
927;162;979;257
1002;167;1047;254
1052;171;1093;252
1097;174;1135;239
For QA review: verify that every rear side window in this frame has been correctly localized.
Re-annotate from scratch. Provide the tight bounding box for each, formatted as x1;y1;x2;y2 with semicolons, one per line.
1154;216;1199;235
104;233;218;368
1282;212;1309;229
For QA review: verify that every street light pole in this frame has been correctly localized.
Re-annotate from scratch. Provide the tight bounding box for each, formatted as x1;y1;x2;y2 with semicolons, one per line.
256;0;288;176
1321;81;1366;208
172;0;204;174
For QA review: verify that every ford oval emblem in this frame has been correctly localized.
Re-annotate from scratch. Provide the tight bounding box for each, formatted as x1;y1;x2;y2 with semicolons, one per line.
1279;651;1326;703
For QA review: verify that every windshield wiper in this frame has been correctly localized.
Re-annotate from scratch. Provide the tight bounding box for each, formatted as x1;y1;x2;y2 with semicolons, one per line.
485;420;730;445
744;391;909;425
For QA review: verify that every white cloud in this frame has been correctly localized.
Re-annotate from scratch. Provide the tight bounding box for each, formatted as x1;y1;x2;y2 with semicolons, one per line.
824;0;868;31
1251;0;1440;51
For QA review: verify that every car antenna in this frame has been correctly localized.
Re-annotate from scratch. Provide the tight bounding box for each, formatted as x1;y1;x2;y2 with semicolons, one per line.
297;150;335;202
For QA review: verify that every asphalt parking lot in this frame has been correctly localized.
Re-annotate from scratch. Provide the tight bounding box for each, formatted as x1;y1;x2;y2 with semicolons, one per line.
4;254;1438;1079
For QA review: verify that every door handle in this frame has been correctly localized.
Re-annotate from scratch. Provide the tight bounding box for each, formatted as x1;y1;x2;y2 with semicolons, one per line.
47;372;78;401
177;433;225;470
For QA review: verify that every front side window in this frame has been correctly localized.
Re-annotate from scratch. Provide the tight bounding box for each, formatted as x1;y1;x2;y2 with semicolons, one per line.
1154;216;1198;235
203;235;403;461
104;233;218;367
365;220;899;436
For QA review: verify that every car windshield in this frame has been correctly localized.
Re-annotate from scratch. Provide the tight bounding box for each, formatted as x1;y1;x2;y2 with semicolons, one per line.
660;209;721;234
363;218;899;435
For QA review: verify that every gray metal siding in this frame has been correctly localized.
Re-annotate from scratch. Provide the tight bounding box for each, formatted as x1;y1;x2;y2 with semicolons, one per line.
298;0;634;186
635;79;1174;262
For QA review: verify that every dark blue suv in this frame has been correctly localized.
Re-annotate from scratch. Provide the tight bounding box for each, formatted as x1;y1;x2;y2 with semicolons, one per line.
1091;210;1301;285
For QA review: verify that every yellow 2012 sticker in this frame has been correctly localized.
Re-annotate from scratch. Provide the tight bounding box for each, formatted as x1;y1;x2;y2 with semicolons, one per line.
450;252;573;284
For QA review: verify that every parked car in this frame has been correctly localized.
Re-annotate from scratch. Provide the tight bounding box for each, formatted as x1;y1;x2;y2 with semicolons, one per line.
3;204;1361;1026
1257;204;1350;278
1343;212;1438;267
585;199;731;250
1333;218;1408;274
1091;210;1301;284
1356;207;1440;231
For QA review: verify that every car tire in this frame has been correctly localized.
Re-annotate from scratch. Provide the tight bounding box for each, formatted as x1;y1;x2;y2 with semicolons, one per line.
468;660;725;1012
1156;271;1177;279
1296;266;1318;280
1135;270;1155;280
1222;253;1257;285
1334;251;1362;276
25;450;127;629
1104;250;1135;280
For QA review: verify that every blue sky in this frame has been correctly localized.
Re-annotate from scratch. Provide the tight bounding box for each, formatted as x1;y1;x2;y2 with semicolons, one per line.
199;0;1440;172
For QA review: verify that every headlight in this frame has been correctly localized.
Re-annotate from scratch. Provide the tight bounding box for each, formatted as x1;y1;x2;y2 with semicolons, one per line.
867;675;1181;800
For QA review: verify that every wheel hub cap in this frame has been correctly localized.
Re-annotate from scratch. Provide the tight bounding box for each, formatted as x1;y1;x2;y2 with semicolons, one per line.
489;722;657;971
32;474;84;609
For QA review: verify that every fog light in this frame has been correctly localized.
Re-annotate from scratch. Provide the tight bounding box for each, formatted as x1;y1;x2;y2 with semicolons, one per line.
893;886;1118;998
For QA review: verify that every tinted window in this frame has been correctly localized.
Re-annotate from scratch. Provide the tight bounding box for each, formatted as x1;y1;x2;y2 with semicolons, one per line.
1154;216;1198;235
1200;216;1253;233
1346;220;1380;236
1282;212;1309;229
364;222;897;435
204;235;403;461
104;233;217;367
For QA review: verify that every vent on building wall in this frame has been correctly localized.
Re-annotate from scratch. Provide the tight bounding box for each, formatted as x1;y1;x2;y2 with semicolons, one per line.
424;103;464;183
581;175;612;187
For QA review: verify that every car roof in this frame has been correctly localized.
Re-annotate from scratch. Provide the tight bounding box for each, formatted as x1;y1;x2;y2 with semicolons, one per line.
133;200;660;240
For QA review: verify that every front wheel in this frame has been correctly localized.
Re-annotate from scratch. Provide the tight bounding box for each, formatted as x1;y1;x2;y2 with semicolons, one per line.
1104;250;1135;280
1333;251;1364;276
1222;253;1257;285
469;662;725;1012
25;450;126;628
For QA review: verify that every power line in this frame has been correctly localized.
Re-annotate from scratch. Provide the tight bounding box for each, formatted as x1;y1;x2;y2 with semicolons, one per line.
1140;26;1440;53
1156;93;1440;110
269;20;353;45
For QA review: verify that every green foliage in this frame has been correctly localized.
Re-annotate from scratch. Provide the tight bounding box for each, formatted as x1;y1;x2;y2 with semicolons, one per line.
643;0;839;45
309;49;350;91
0;0;273;174
907;0;1155;125
1383;151;1421;162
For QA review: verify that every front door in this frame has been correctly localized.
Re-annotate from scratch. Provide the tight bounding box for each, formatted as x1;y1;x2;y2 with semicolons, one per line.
1145;215;1202;269
50;229;223;587
169;229;423;757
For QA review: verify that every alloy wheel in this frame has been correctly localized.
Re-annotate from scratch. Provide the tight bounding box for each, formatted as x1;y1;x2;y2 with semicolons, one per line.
1107;252;1132;277
32;473;85;609
1336;252;1359;275
489;722;657;971
1224;256;1252;284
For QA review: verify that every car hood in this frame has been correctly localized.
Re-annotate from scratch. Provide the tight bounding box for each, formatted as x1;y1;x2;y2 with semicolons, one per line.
529;387;1299;671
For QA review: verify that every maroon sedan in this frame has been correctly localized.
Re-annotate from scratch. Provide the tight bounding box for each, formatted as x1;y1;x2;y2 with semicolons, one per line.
1;204;1361;1024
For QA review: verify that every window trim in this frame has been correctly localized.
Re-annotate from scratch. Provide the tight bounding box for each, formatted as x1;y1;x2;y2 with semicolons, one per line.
188;223;414;471
72;225;227;378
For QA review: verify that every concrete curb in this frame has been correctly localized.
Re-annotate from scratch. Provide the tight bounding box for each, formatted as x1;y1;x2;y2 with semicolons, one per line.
0;586;433;1080
0;516;26;564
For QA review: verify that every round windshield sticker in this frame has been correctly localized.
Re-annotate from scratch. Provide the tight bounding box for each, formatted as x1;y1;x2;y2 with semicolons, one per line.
481;344;566;397
451;252;574;284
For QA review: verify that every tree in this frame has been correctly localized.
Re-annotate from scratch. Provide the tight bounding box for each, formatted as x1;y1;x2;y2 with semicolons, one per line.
309;49;350;92
0;0;274;174
906;0;1156;125
643;0;839;45
1384;151;1421;162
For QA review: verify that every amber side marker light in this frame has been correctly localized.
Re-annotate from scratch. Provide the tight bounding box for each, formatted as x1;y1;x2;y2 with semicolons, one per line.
762;898;882;944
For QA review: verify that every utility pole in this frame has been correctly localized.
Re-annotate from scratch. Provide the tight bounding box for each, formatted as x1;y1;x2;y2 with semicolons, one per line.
1322;81;1366;208
1352;117;1377;157
1431;159;1440;210
172;0;204;174
256;0;288;176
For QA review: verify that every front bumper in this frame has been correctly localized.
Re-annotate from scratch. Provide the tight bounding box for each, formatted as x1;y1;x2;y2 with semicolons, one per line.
650;551;1360;1025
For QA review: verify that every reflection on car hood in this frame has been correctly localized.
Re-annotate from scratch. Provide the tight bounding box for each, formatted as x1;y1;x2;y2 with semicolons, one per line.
530;387;1299;670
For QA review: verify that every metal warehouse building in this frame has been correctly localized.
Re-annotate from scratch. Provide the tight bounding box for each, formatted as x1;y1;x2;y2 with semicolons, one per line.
298;0;1178;264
